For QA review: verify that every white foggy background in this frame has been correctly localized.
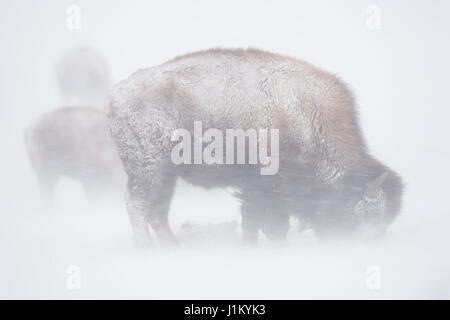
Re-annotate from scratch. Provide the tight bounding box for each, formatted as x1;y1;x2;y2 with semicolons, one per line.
0;0;449;299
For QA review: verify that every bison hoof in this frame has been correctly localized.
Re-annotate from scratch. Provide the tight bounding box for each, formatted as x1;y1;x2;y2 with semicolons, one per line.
242;234;259;245
134;236;152;249
160;235;179;247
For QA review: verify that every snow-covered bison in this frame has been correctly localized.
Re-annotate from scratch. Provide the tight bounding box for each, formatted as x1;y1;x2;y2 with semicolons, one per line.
107;48;403;246
25;106;126;202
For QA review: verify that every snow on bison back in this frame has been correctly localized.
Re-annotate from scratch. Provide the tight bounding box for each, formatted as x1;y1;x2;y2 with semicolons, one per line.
107;48;403;247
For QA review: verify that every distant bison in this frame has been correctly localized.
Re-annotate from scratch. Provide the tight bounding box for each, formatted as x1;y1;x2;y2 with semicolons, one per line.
56;46;112;107
25;106;126;202
107;48;403;246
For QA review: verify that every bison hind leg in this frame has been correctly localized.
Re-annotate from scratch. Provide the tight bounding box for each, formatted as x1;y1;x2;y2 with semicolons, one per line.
146;172;178;246
125;163;178;248
109;106;179;247
125;182;152;248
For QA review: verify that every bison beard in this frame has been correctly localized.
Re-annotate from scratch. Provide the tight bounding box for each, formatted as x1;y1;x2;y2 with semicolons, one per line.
107;48;403;247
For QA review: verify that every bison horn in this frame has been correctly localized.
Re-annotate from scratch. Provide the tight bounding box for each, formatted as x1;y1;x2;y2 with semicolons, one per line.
365;171;389;199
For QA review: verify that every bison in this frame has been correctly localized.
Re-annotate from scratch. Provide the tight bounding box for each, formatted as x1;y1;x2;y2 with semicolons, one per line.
107;48;403;246
25;106;126;202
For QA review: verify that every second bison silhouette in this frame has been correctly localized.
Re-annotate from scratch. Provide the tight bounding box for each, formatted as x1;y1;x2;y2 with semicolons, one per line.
107;48;403;246
25;107;126;202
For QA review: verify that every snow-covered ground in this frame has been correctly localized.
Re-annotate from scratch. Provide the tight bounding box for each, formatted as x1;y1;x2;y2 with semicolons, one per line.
1;170;449;299
1;0;449;299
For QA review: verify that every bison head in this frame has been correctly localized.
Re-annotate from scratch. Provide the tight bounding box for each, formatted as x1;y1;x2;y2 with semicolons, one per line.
311;163;403;240
342;167;403;239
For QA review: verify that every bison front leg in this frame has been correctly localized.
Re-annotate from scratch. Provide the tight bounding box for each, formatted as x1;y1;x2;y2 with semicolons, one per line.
240;185;291;244
241;200;290;243
241;200;265;244
261;208;290;242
